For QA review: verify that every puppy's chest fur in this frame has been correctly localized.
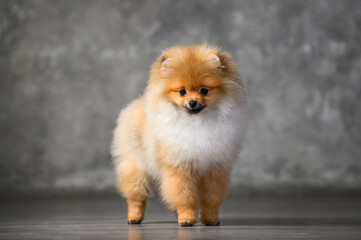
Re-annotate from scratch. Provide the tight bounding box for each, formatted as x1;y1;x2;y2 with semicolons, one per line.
146;103;247;172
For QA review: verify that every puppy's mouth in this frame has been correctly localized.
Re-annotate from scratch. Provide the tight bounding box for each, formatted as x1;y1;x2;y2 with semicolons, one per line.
184;105;206;114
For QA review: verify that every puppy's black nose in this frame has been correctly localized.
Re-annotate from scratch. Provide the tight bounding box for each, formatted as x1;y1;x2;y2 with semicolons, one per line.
188;100;197;108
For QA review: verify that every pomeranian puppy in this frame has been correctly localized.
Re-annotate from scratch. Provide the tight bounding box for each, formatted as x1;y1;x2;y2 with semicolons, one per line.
112;44;247;227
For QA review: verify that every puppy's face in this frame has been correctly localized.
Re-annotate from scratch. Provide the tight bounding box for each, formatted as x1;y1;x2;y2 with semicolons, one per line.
166;76;223;114
154;45;230;114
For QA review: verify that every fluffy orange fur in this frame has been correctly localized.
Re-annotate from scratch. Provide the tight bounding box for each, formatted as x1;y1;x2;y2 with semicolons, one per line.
112;44;246;227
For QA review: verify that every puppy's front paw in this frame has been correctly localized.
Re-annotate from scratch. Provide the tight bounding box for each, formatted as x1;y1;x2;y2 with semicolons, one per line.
204;220;220;226
127;219;142;224
179;221;193;227
177;211;197;227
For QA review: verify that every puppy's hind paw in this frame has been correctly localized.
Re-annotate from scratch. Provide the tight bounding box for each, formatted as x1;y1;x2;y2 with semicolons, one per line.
180;221;193;227
127;219;142;225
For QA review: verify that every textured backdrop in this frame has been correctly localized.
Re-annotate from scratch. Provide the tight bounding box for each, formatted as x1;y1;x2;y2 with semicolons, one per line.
1;0;360;194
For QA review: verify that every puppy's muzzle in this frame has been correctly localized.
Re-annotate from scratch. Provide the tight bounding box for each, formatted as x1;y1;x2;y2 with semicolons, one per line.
184;100;206;114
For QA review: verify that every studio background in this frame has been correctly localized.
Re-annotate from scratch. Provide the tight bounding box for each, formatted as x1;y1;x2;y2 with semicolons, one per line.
1;0;360;196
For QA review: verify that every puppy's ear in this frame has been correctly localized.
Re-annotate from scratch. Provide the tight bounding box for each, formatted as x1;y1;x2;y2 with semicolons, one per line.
216;51;233;70
160;55;173;70
208;53;226;70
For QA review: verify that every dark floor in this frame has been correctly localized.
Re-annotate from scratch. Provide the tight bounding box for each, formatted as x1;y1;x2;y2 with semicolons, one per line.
0;195;361;239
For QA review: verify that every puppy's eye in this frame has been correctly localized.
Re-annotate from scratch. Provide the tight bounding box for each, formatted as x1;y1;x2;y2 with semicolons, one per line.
200;88;208;96
179;89;187;97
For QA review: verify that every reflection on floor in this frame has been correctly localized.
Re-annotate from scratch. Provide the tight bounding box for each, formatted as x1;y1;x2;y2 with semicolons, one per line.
0;195;361;239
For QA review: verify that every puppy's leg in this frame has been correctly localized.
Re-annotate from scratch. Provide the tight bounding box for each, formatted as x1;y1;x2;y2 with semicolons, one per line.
160;166;199;227
116;158;151;224
198;168;230;226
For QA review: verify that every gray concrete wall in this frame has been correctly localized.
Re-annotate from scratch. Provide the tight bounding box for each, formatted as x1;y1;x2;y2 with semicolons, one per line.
1;0;360;193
